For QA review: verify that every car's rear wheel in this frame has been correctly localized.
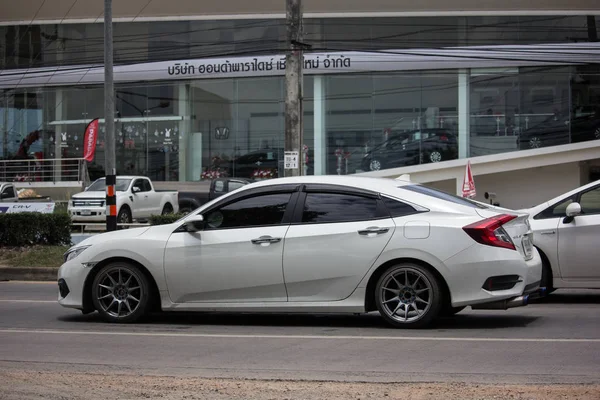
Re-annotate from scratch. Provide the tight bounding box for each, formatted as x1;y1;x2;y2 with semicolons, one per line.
91;262;150;323
375;264;443;328
161;203;174;215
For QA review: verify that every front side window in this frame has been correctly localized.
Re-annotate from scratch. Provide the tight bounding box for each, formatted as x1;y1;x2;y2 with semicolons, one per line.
302;193;379;223
2;186;16;199
535;197;575;219
142;179;152;192
204;193;291;229
580;186;600;215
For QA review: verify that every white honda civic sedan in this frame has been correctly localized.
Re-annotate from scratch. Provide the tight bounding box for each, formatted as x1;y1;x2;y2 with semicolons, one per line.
58;176;542;328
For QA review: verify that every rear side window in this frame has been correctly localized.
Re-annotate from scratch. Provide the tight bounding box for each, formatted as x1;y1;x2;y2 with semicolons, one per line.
302;193;379;223
382;196;418;217
399;184;488;209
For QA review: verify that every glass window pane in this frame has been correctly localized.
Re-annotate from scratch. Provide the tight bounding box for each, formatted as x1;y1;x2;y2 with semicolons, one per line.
302;193;379;223
580;187;600;215
382;196;417;217
206;193;291;229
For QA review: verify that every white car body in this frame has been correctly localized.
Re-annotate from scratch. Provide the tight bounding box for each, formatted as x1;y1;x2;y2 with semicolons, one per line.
58;175;542;328
518;179;600;290
68;176;179;222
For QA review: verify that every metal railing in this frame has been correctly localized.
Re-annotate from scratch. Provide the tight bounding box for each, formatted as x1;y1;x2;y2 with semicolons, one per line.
0;158;89;184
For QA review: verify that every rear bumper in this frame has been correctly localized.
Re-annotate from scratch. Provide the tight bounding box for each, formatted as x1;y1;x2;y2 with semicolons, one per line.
444;244;543;308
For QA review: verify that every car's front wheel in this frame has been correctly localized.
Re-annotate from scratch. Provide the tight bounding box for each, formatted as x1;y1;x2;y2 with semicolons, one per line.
375;264;443;328
91;262;150;323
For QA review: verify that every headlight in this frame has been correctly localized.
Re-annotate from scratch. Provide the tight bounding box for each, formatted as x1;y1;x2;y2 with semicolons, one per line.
64;245;91;262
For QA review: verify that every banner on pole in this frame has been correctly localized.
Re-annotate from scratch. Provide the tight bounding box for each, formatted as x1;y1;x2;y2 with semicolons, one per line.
83;118;99;162
462;160;476;198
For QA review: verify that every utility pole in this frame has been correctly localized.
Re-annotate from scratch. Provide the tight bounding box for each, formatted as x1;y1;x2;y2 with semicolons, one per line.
284;0;304;177
104;0;117;231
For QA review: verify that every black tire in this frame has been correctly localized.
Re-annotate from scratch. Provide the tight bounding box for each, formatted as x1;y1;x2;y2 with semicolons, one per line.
375;263;443;329
161;203;174;215
91;262;150;323
117;206;132;224
540;253;556;295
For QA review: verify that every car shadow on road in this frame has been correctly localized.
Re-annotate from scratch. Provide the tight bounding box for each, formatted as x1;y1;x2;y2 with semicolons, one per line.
529;290;600;305
58;311;538;331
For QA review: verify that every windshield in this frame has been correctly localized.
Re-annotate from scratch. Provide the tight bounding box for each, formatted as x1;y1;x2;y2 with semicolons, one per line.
87;178;132;192
398;184;488;209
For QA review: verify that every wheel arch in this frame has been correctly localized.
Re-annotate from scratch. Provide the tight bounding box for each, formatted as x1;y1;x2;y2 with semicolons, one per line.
535;245;555;290
364;257;451;312
82;256;161;314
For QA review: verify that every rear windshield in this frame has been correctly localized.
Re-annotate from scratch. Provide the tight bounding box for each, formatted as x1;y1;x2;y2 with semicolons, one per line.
399;184;488;209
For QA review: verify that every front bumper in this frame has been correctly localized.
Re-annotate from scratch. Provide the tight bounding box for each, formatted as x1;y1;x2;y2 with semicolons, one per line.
68;206;107;222
57;258;94;310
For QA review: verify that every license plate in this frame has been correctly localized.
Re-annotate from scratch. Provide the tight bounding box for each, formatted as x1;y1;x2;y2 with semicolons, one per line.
81;210;92;216
522;235;533;258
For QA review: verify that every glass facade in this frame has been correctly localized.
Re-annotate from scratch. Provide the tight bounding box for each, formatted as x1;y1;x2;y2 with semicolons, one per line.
1;16;599;182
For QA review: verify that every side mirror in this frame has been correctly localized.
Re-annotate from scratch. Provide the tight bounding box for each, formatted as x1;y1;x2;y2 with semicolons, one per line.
132;186;141;193
182;215;205;233
563;202;582;224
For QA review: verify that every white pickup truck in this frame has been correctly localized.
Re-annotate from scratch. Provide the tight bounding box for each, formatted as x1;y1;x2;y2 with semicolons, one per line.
68;176;179;223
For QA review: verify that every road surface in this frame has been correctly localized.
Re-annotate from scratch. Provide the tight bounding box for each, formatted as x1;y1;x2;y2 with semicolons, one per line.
1;281;599;399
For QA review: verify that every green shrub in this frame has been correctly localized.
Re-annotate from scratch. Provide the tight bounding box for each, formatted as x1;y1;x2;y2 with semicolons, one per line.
0;213;72;247
149;213;185;226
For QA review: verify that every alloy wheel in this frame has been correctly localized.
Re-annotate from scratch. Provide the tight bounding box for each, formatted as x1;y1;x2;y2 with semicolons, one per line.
529;137;541;149
379;267;433;324
429;151;442;163
95;267;144;319
369;159;382;171
594;128;600;140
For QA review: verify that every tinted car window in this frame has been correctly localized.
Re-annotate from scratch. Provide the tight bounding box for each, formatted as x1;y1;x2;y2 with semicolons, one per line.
142;179;152;192
382;196;418;217
580;186;600;215
2;186;16;198
302;193;379;223
205;193;291;229
535;196;575;219
229;181;246;191
399;184;488;209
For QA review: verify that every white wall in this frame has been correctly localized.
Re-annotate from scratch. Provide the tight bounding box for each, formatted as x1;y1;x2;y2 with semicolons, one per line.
426;162;583;209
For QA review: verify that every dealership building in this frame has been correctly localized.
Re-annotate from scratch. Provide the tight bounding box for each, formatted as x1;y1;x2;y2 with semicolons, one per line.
1;1;599;208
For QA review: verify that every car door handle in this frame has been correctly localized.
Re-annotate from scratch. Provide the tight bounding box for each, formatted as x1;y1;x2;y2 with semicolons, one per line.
251;236;282;245
358;227;390;236
540;230;556;235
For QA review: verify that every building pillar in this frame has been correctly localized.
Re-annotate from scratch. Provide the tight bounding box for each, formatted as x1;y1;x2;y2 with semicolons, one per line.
54;89;63;181
177;83;189;182
458;69;470;160
313;75;326;175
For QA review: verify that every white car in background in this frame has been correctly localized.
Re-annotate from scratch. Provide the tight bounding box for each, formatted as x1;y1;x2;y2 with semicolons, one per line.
518;179;600;292
68;176;179;223
57;176;542;329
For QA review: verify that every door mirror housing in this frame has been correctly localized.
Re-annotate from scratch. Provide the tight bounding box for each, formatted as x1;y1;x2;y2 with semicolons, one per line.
182;215;205;233
563;202;582;223
132;186;141;193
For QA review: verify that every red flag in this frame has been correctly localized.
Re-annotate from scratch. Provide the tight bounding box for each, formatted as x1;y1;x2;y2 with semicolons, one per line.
462;160;476;198
83;118;99;162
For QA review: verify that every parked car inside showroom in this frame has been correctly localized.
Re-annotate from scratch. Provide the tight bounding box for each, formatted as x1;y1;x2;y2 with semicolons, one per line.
57;176;542;328
361;129;458;172
517;109;600;150
517;179;600;292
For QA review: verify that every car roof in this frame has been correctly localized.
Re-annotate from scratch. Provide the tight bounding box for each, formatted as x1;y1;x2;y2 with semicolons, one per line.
527;179;600;212
241;175;413;193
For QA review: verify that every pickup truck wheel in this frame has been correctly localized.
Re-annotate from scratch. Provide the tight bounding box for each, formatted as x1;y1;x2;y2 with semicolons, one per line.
117;207;132;224
161;203;174;215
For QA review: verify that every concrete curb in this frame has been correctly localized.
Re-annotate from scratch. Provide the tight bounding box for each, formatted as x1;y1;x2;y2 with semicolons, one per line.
0;266;58;282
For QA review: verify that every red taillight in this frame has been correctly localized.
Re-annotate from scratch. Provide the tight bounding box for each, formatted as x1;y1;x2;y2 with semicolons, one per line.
440;135;448;141
462;214;517;250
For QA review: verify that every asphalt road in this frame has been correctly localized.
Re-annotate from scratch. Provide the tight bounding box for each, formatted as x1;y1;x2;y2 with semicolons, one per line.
1;281;600;385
